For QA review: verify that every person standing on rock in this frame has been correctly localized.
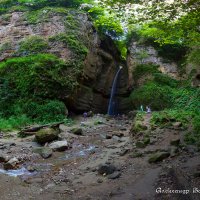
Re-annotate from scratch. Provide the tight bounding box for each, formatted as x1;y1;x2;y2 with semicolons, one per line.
146;106;151;114
83;112;88;120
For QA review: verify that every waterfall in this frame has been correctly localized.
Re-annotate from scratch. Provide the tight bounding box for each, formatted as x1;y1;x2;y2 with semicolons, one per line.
107;66;123;115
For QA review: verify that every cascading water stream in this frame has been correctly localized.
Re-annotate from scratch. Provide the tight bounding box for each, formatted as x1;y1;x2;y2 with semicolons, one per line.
107;66;123;115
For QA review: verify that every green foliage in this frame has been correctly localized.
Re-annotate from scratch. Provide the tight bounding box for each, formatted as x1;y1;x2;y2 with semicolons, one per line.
151;110;194;128
49;33;88;59
0;115;31;131
0;0;93;14
22;100;67;122
171;87;200;112
0;54;78;98
0;78;16;117
187;48;200;71
115;40;127;60
133;64;159;81
93;14;123;37
154;73;178;88
130;82;173;110
19;36;49;55
0;41;12;55
0;100;68;131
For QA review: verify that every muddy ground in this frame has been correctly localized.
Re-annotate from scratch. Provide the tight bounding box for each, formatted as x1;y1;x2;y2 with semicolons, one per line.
0;114;200;200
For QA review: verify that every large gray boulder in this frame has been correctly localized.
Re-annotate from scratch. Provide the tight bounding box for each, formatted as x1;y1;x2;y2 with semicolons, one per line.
35;128;59;144
48;140;69;151
33;147;53;159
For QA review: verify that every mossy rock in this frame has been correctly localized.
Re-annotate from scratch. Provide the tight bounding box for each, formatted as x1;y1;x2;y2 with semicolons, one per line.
148;152;170;163
143;137;150;145
94;120;104;125
130;152;143;158
136;141;146;148
71;127;83;135
35;128;59;144
131;121;148;135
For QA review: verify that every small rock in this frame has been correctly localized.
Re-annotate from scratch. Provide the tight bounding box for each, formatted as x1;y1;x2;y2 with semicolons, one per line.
173;122;182;129
148;152;170;163
0;154;9;162
119;149;129;156
97;164;116;175
49;140;69;151
136;141;146;148
120;127;127;131
107;171;121;179
170;146;179;157
106;134;112;139
71;128;83;135
112;132;124;137
27;165;36;172
170;138;180;146
4;157;19;170
112;136;121;142
143;137;150;145
97;178;103;183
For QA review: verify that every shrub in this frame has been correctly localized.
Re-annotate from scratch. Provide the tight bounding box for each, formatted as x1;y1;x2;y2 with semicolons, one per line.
150;110;195;128
130;82;173;110
133;64;159;81
22;100;67;122
0;115;31;131
0;54;78;98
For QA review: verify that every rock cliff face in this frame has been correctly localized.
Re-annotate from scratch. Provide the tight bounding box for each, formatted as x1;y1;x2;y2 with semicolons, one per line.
127;40;179;88
0;9;130;113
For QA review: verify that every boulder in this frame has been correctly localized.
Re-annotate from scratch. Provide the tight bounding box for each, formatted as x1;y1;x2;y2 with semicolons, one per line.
71;127;83;135
33;147;53;159
49;140;69;151
0;153;9;162
148;152;170;163
97;164;116;175
3;157;19;170
35;128;59;144
107;171;121;179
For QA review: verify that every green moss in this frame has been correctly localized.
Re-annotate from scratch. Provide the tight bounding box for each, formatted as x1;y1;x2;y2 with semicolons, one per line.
0;115;31;131
1;13;11;21
0;41;12;54
18;35;49;55
150;110;194;128
0;54;78;98
133;64;160;81
49;33;88;59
